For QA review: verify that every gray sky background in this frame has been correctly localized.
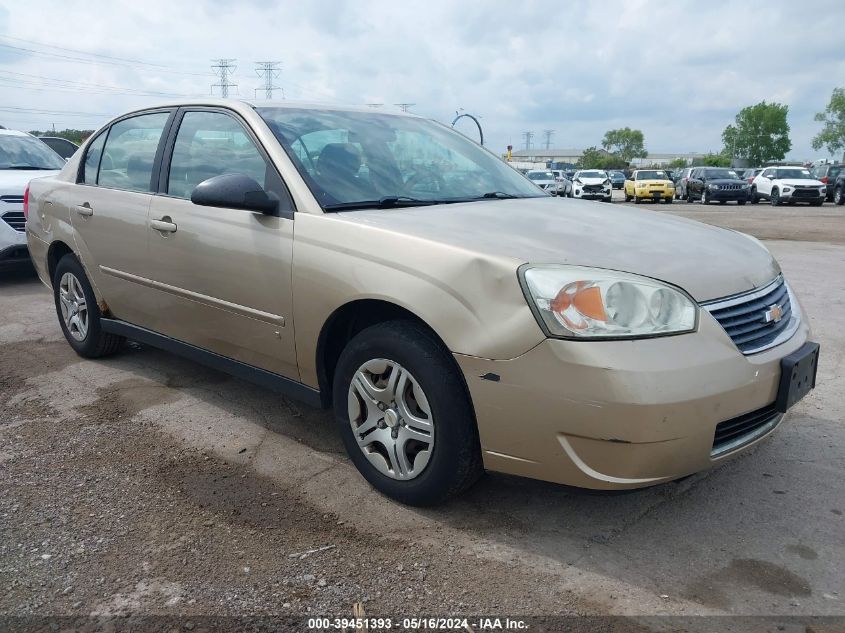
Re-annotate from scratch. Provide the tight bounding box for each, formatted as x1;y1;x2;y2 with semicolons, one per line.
1;0;843;159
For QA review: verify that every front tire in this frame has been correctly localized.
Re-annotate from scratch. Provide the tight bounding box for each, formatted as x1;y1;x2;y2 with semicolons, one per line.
750;187;759;204
333;320;483;506
701;189;709;205
771;188;781;206
53;254;123;358
835;187;844;206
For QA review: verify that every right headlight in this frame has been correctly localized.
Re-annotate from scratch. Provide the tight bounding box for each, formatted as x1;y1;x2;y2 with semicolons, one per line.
520;265;698;339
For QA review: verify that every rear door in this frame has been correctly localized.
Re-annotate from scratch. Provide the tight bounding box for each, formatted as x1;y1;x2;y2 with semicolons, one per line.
70;109;175;328
146;107;298;379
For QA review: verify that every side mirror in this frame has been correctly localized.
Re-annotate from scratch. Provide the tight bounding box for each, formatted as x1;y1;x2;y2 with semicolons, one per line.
191;173;279;215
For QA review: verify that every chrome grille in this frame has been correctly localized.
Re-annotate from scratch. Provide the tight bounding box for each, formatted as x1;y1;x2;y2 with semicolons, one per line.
703;276;799;354
1;211;25;232
717;184;742;191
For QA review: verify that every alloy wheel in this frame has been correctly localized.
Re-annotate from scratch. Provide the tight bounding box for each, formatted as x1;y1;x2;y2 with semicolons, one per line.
58;272;89;342
347;358;435;481
835;188;843;205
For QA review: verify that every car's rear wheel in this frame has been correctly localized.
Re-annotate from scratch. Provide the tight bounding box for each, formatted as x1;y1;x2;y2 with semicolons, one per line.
701;189;709;204
687;190;695;203
835;187;844;206
737;199;747;206
53;254;123;358
333;320;483;506
750;187;759;204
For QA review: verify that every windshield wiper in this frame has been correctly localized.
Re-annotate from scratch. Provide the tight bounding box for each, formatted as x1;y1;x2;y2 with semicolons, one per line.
481;191;520;199
4;165;57;170
323;196;441;211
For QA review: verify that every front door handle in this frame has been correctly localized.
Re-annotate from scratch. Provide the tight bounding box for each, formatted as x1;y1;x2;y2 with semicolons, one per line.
150;218;177;233
75;204;93;217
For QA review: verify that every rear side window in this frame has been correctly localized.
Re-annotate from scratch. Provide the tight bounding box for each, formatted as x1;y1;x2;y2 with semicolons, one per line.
82;133;106;185
167;111;270;199
98;112;170;193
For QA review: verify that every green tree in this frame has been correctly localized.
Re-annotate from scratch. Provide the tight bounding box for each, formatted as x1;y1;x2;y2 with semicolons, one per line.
700;152;731;167
601;127;647;163
721;101;791;166
667;158;689;169
577;146;606;169
27;129;94;144
812;87;845;158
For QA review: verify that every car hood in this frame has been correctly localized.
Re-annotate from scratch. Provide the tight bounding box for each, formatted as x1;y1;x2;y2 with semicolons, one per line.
576;177;607;184
0;169;61;193
633;179;672;185
337;197;779;302
776;178;824;187
707;179;746;186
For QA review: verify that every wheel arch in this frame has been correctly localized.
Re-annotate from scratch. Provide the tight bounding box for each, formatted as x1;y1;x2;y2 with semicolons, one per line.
46;240;75;287
315;298;468;409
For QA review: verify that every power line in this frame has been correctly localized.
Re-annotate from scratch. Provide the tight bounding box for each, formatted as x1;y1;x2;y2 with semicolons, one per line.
211;59;238;97
394;103;415;112
0;41;213;77
0;70;199;98
254;61;282;99
366;103;384;108
543;129;555;150
522;131;534;150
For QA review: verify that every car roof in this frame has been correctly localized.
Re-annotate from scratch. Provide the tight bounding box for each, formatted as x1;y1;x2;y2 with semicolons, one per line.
131;98;419;118
0;129;32;137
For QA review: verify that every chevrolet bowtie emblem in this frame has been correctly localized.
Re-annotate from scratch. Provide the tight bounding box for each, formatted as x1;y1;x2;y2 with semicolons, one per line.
764;304;784;323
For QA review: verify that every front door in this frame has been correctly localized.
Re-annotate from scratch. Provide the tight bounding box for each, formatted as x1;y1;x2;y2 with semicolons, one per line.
146;109;298;380
69;110;173;329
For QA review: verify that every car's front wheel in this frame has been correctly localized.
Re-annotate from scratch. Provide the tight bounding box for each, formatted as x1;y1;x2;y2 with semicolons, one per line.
771;188;781;206
333;320;483;506
750;187;759;204
835;186;844;206
701;189;710;204
53;254;124;358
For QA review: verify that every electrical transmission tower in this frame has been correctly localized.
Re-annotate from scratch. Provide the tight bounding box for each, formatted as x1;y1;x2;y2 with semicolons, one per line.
254;61;282;99
543;129;555;150
522;131;534;150
211;58;238;97
394;103;415;112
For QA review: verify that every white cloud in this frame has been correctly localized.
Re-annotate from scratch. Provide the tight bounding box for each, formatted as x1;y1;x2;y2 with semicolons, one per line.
0;0;842;159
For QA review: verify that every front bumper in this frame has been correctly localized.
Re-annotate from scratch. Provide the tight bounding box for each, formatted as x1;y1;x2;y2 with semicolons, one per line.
635;187;673;200
782;190;825;203
455;306;812;489
574;186;612;199
0;217;30;268
707;188;749;201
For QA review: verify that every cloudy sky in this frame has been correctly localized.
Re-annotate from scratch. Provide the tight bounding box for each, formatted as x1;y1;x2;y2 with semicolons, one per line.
1;0;843;159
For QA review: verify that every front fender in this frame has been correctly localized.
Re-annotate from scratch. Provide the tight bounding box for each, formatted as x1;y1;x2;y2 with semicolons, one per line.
292;213;546;389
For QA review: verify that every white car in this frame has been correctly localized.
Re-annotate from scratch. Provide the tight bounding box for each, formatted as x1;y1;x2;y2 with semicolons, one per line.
572;169;613;202
550;169;573;196
0;129;64;268
750;166;826;206
526;169;564;196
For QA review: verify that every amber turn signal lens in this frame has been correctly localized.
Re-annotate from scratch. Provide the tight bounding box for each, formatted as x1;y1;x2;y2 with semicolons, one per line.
550;282;607;322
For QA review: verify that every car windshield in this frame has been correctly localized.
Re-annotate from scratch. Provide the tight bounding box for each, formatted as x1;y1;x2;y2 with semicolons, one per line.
0;134;65;170
775;168;812;179
257;107;545;209
635;171;665;180
704;169;739;179
528;172;555;181
579;171;605;179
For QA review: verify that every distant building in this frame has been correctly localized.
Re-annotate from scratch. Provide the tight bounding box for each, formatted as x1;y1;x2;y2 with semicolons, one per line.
504;148;703;167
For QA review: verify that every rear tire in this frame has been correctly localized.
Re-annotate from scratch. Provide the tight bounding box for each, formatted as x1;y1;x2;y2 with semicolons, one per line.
835;187;844;206
53;254;124;358
750;187;759;204
332;320;483;506
737;199;747;206
701;189;709;205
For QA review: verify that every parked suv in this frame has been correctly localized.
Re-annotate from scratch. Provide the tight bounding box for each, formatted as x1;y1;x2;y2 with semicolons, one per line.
750;166;826;206
831;171;845;205
572;169;612;201
810;163;842;202
1;129;63;268
686;167;750;205
27;100;818;505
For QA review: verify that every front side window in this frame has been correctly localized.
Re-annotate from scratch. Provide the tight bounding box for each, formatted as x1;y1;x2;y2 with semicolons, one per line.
0;134;66;171
167;111;271;199
82;133;106;185
98;111;170;192
258;107;544;209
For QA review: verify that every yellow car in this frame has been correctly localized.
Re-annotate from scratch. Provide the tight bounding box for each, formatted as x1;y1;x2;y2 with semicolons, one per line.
624;169;675;204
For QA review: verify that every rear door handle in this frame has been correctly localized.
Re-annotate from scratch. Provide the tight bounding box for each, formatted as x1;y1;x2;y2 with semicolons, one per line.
150;218;177;233
75;204;93;217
